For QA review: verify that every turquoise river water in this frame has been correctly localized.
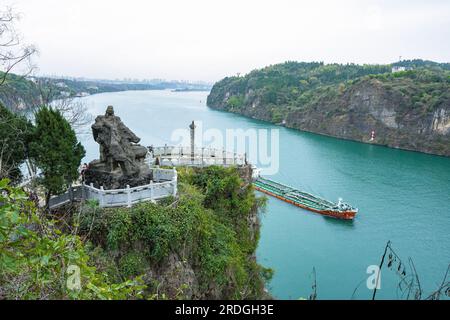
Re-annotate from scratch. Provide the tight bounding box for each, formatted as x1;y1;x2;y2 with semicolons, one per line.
79;90;450;300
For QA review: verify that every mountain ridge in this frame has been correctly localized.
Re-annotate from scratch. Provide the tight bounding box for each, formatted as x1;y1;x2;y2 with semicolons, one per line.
207;60;450;156
0;73;211;112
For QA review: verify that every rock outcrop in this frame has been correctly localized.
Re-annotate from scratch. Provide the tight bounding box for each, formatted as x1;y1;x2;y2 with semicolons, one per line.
79;165;270;300
207;69;450;156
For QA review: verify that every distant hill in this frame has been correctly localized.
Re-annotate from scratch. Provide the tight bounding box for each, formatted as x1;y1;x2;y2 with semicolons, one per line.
392;59;450;70
207;60;450;156
0;73;42;111
0;73;211;112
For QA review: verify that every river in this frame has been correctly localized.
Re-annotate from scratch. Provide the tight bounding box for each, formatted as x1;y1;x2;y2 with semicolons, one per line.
78;90;450;300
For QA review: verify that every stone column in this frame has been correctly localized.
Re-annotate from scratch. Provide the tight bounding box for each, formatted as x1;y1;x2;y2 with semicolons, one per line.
189;120;196;163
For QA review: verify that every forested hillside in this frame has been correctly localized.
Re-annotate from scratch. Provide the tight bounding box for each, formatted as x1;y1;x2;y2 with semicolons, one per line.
207;60;450;156
0;73;211;112
0;73;42;111
0;166;270;299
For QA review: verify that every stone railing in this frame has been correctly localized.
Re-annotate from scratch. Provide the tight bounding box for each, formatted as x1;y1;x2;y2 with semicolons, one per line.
48;168;177;209
48;185;84;209
148;146;246;167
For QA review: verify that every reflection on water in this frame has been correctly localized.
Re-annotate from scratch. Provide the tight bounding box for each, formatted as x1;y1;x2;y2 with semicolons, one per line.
78;90;450;300
322;216;355;228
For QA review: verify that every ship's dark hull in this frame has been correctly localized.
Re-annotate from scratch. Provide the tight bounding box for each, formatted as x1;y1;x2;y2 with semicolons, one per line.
253;185;357;220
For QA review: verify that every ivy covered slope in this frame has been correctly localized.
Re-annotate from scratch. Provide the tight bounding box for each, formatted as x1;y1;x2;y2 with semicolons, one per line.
0;179;145;300
207;60;450;156
77;165;270;299
1;166;270;299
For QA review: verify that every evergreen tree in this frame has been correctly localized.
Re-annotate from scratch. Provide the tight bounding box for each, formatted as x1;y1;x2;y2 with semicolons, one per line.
29;106;85;205
0;103;33;183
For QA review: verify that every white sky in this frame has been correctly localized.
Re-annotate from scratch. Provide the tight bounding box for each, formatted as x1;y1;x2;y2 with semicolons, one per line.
7;0;450;82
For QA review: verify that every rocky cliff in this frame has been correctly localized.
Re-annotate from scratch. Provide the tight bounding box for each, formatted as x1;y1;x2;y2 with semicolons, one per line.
0;73;42;111
207;61;450;156
77;165;271;300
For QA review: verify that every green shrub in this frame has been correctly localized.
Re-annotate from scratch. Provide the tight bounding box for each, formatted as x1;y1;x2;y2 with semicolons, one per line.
0;179;145;299
119;251;147;278
79;166;268;299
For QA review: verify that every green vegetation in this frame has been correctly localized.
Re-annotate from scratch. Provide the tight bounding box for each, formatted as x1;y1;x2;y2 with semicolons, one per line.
392;59;450;70
0;103;33;182
0;72;211;112
0;179;145;299
78;166;270;299
1;165;269;300
227;95;244;109
208;61;392;109
1;71;268;299
0;73;42;111
1;103;86;194
29;107;85;205
207;60;450;156
208;60;450;113
365;69;450;113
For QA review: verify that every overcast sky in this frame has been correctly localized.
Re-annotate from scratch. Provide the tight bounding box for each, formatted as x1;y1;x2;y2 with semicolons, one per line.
7;0;450;82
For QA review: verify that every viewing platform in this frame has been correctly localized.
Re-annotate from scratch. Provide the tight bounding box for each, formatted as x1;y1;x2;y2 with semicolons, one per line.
48;145;250;210
49;167;177;209
47;114;251;210
148;145;247;167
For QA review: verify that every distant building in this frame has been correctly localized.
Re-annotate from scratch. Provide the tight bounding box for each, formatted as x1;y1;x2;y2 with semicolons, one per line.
391;66;406;73
55;81;68;88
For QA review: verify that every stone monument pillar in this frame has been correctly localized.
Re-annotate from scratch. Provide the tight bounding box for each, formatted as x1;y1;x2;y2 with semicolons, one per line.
189;120;196;163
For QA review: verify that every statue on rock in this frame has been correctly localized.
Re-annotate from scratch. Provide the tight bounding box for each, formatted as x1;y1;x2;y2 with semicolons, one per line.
84;106;151;189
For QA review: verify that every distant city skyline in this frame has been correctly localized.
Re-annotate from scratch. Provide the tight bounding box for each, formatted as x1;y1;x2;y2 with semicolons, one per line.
8;0;450;82
35;74;213;85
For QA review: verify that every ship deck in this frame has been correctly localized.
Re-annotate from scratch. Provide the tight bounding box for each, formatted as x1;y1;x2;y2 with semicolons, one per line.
253;177;357;220
253;177;336;210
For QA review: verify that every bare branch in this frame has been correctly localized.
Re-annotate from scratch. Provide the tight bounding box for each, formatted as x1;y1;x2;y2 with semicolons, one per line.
0;6;37;84
51;97;93;134
32;78;93;134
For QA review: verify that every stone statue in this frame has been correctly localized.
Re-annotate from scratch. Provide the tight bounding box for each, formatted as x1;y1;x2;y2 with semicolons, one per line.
85;106;151;189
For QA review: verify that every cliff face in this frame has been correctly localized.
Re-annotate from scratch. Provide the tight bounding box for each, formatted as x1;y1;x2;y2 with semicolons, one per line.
79;165;271;300
286;80;450;155
0;74;42;112
207;63;450;156
139;165;267;300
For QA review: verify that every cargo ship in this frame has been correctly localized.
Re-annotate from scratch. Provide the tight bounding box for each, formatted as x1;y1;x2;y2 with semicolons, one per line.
253;177;358;220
